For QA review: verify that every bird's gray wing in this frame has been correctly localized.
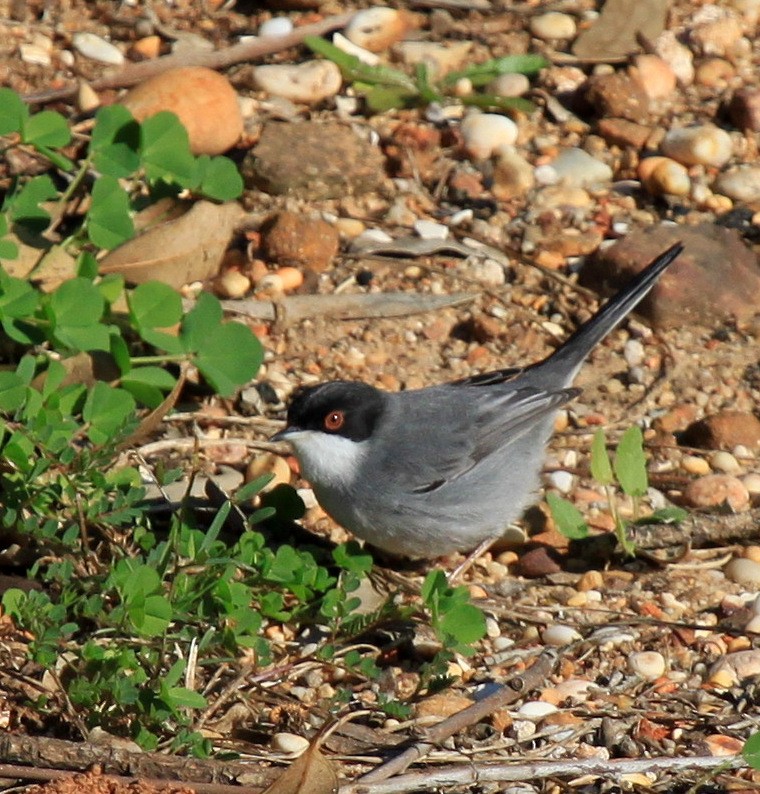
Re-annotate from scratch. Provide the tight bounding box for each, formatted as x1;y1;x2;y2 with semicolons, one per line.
381;385;577;495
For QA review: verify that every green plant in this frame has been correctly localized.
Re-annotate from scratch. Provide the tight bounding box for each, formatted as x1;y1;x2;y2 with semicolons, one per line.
304;37;547;113
548;426;686;556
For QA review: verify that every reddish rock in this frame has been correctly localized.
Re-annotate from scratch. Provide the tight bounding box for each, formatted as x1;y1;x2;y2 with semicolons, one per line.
597;118;652;149
581;225;760;329
517;546;563;577
122;67;242;155
584;72;651;123
729;87;760;132
684;474;750;512
681;411;760;450
262;211;340;274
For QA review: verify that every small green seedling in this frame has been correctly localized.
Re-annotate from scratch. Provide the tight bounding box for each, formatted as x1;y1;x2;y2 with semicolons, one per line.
549;426;686;556
304;36;547;114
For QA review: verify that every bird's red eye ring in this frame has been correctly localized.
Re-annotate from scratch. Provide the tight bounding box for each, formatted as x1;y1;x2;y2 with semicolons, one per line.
324;410;345;431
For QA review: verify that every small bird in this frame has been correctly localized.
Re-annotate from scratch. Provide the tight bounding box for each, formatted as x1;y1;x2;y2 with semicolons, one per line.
273;244;683;559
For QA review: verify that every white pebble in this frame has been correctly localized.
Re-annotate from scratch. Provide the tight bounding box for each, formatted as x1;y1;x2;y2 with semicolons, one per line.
253;60;342;104
628;651;666;681
548;470;574;494
20;43;52;67
259;17;294;37
530;12;577;40
460;113;518;160
713;166;760;203
542;624;582;647
517;700;558;719
488;73;530;98
710;451;741;474
623;339;645;368
272;732;309;756
550;148;612;187
741;472;760;497
414;219;449;240
661;125;733;168
331;32;380;66
345;7;407;52
468;258;506;286
682;455;711;476
534;164;560;186
725;557;760;587
73;32;124;65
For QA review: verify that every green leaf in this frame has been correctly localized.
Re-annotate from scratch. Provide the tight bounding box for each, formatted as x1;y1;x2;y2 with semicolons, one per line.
98;273;125;305
21;110;71;148
195;155;244;201
77;250;99;279
86;175;134;250
194;321;263;396
614;425;648;497
234;473;275;503
636;506;688;525
333;541;373;575
165;687;207;709
129;281;183;330
743;732;760;769
0;372;28;411
0;88;27;135
590;428;614;486
121;366;176;390
129;593;172;636
141;112;198;186
444;54;548;86
0;273;39;318
9;175;57;231
50;278;105;326
90;105;141;178
365;86;418;112
82;381;136;444
546;492;589;540
181;291;222;352
439;602;486;645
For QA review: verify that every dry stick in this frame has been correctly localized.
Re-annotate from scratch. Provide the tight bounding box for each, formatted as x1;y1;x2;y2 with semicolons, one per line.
23;12;354;105
358;650;558;785
341;755;744;794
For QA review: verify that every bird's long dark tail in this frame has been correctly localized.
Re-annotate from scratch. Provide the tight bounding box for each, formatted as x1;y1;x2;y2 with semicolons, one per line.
542;242;683;382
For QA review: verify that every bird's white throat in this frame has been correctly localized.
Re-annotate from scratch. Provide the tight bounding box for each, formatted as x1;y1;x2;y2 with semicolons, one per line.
286;430;367;489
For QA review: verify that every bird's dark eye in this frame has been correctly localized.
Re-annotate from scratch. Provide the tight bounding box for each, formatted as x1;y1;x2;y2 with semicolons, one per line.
324;410;345;432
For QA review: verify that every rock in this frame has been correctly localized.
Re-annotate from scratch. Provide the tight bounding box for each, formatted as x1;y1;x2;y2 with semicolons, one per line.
487;73;530;98
681;411;760;450
653;30;695;85
695;57;736;88
76;82;100;113
542;624;582;646
638;156;691;197
681;455;711;476
415;692;472;721
714;166;760;202
518;700;559;718
725;557;760;587
332;32;380;66
709;650;760;684
460;113;518;160
122;67;242;155
73;32;124;65
660;125;733;168
468;258;506;286
530;12;577;40
262;211;340;274
246;453;291;490
272;732;309;756
572;0;668;60
396;41;472;77
345;7;409;51
710;451;741;474
492;146;535;200
729;88;760;132
628;54;677;101
549;147;613;187
252;60;342;104
584;72;650;123
518;546;563;577
582;225;760;329
247;121;385;200
414;219;448;240
548;470;574;494
683;474;750;512
628;651;666;681
597;118;652;149
216;269;251;298
742;473;760;499
689;10;744;57
130;35;162;60
20;42;52;67
259;17;294;37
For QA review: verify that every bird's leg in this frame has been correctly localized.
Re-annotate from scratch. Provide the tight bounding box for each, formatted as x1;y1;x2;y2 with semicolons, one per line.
446;535;499;584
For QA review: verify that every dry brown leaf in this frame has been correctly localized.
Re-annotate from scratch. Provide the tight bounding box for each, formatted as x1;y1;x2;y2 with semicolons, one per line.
572;0;669;59
31;351;121;391
261;743;338;794
99;200;242;288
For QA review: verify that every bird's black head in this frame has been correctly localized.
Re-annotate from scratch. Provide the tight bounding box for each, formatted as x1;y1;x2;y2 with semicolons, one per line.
280;381;387;442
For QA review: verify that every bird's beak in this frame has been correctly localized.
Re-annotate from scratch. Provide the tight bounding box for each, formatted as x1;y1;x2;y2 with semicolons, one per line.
271;426;296;444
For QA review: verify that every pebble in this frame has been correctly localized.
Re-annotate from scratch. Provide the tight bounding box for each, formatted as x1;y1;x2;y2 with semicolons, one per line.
414;219;449;240
530;12;577;40
549;148;612;188
742;472;760;499
629;55;677;101
548;470;574;494
262;211;340;274
660;125;733;168
681;455;711;476
542;624;582;647
623;339;645;368
682;412;760;450
123;67;243;155
683;474;750;512
709;649;760;685
487;73;530;98
518;700;558;719
468;257;506;286
397;41;472;76
695;57;736;88
272;732;309;756
628;651;666;681
713;166;760;203
345;7;409;52
259;17;294;37
553;678;593;702
460;113;518;160
217;269;251;299
724;557;760;587
709;451;741;474
20;43;52;67
653;30;694;85
492;146;535;200
73;32;124;65
638;156;691;197
729;87;760;132
253;60;342;104
332;32;380;66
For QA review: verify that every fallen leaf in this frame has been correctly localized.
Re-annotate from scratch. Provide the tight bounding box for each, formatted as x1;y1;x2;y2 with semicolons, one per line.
572;0;668;59
31;351;121;391
99;200;242;288
261;742;338;794
119;364;187;449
